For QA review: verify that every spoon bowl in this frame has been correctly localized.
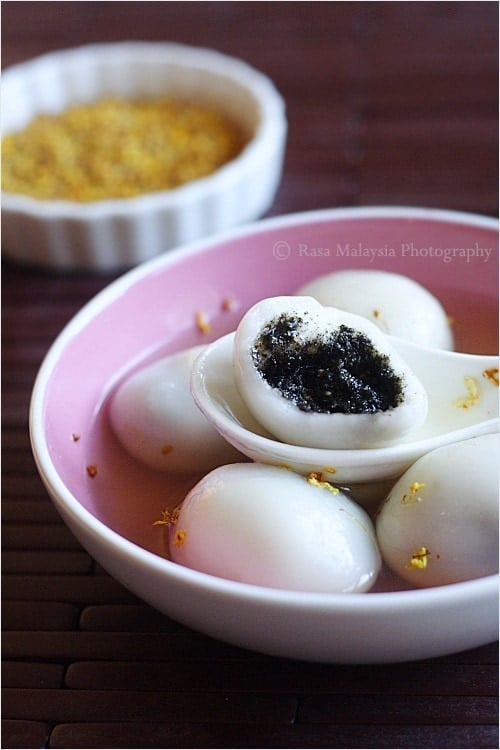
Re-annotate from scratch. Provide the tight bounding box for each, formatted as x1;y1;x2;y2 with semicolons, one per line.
191;332;499;503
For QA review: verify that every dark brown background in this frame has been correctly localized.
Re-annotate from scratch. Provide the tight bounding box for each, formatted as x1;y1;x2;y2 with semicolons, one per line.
2;2;499;748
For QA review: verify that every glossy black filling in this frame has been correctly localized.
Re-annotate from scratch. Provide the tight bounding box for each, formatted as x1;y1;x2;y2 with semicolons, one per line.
252;313;404;414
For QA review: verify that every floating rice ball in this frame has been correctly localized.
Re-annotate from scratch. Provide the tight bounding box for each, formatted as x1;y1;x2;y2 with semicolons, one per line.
296;270;454;349
109;346;241;473
170;463;381;593
376;433;499;587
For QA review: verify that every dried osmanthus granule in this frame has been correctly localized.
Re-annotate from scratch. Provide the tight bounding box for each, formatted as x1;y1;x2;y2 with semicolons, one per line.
306;471;339;494
153;507;187;547
483;367;499;386
195;310;213;334
406;546;431;570
454;376;480;410
2;97;248;202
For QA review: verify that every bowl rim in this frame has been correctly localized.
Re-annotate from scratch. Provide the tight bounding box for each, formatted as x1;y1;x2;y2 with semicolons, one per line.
1;40;287;217
29;204;499;612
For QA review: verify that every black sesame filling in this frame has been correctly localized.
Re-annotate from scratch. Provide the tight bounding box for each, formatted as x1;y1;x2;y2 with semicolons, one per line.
251;313;404;414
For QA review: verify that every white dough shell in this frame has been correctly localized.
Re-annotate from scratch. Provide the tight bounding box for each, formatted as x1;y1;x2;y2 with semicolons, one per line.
170;463;381;593
233;296;428;449
296;269;454;349
376;433;499;587
109;346;241;473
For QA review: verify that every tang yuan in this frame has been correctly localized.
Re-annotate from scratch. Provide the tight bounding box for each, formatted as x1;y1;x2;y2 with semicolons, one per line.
296;270;454;349
109;346;241;473
233;296;428;449
376;433;499;587
169;463;381;593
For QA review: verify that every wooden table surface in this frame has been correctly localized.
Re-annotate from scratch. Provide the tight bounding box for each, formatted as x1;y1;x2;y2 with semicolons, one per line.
2;2;498;748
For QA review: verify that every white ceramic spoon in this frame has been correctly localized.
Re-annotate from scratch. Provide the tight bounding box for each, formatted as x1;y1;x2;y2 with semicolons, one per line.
191;332;499;504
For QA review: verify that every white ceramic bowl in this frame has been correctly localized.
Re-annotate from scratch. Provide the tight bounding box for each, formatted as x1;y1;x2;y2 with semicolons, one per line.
1;42;286;271
30;206;499;663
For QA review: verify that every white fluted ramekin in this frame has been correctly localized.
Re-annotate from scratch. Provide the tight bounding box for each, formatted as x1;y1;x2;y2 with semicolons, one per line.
1;42;287;271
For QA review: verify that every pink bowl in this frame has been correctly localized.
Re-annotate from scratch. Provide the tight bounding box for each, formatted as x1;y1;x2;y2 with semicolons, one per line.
30;206;499;663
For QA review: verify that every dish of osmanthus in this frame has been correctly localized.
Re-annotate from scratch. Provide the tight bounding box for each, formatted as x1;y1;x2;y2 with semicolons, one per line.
109;269;499;594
